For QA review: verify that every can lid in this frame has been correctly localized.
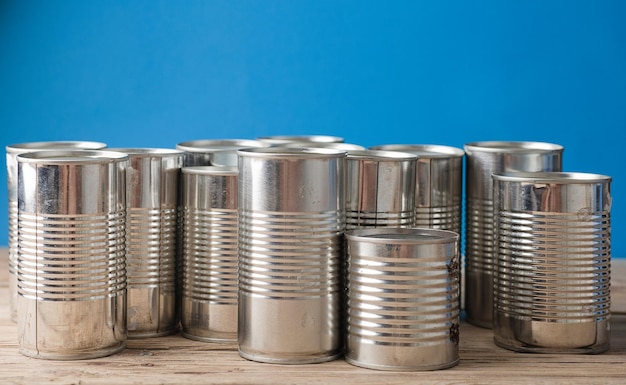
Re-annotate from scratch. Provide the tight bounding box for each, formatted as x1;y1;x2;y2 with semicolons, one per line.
182;166;238;175
6;141;107;155
492;171;612;184
369;144;464;159
347;149;418;161
345;228;459;244
464;141;563;153
237;147;347;158
176;139;267;153
17;150;128;164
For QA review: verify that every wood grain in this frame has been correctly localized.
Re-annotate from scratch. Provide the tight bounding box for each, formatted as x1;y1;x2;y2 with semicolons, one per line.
0;248;624;384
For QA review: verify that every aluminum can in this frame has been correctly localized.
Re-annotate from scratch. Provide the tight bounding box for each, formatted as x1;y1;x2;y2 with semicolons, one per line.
109;148;182;338
345;228;460;370
6;141;106;322
492;172;611;354
345;150;417;230
181;166;239;342
237;147;346;364
464;141;563;328
16;150;127;359
257;135;344;146
176;139;267;167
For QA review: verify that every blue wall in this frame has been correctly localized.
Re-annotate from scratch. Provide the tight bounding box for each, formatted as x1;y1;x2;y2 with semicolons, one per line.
1;1;625;256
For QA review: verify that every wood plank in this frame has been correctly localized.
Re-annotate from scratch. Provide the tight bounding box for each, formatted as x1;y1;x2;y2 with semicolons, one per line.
0;248;624;384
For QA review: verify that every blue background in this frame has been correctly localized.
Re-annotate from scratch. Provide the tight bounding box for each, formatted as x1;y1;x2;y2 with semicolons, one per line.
1;1;624;256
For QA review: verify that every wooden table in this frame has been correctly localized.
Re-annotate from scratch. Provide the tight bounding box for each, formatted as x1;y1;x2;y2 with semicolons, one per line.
0;249;624;385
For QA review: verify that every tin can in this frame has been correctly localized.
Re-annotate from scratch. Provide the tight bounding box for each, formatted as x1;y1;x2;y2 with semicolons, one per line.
464;141;563;328
237;147;346;364
6;141;107;322
492;172;611;354
345;228;460;371
257;135;344;146
109;148;182;338
345;150;417;230
181;166;239;342
16;150;127;359
176;139;267;167
280;142;366;151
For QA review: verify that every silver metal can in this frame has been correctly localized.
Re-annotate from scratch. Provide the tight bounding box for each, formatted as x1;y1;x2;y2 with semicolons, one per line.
176;139;267;167
492;172;611;354
16;150;127;360
346;150;417;230
181;166;239;342
280;142;366;151
464;141;563;328
345;228;460;371
6;141;107;323
257;135;344;146
237;147;346;364
109;148;182;338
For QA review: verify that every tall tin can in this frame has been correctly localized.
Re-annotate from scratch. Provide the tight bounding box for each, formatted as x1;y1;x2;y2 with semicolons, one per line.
109;148;182;338
176;139;267;167
257;135;344;146
345;228;460;371
345;150;417;230
181;166;239;342
464;141;563;328
492;172;611;354
237;147;346;364
6;141;107;322
16;150;127;359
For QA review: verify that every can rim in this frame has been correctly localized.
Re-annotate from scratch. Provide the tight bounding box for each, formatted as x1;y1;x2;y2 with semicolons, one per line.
257;135;344;145
237;147;347;158
492;171;611;183
176;139;267;152
107;148;183;157
369;144;464;158
280;142;365;151
464;141;563;153
17;150;128;164
347;149;419;161
345;227;459;244
182;166;238;175
6;141;107;154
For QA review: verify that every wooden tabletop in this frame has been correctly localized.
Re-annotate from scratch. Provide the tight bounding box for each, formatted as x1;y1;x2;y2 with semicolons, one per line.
0;248;624;384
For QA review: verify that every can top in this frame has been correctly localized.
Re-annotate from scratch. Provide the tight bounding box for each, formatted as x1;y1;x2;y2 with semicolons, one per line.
176;139;267;153
347;149;418;161
17;150;128;164
493;171;612;184
6;141;107;155
464;141;563;153
369;144;464;158
280;142;365;151
345;228;459;244
107;148;182;158
237;147;347;159
257;135;344;145
182;166;238;175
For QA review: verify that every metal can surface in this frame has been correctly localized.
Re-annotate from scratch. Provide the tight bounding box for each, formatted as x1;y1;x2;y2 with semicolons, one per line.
256;135;344;146
464;141;563;328
176;139;267;167
237;147;346;364
492;172;611;354
345;150;417;230
181;166;239;342
6;141;107;322
109;148;182;338
16;150;127;359
280;142;366;151
345;228;460;371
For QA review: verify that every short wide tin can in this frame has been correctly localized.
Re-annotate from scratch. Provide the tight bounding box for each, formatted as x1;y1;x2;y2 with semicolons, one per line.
16;150;127;360
237;147;346;364
345;228;460;371
492;172;611;354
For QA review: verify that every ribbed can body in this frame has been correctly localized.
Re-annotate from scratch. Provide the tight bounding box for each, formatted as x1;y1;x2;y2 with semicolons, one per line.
345;150;417;230
6;141;106;322
345;228;460;371
181;166;239;342
112;149;182;338
492;172;611;354
16;150;127;359
464;141;563;328
237;148;346;364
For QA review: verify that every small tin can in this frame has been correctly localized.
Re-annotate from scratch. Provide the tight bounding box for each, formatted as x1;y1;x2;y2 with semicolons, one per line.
109;148;182;338
176;139;267;167
345;150;417;230
492;172;611;354
237;147;346;364
5;141;107;322
181;166;239;342
257;135;344;146
464;141;563;328
16;150;127;359
345;228;460;371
